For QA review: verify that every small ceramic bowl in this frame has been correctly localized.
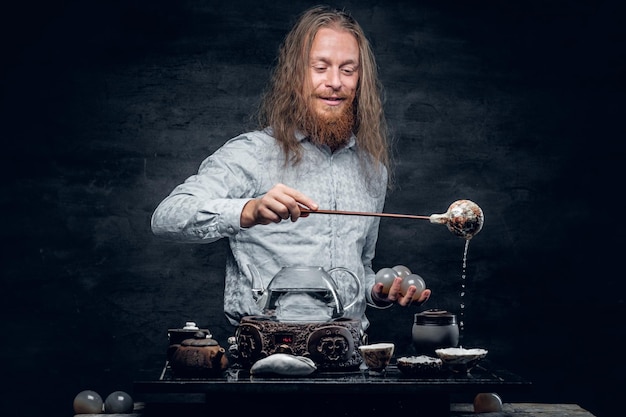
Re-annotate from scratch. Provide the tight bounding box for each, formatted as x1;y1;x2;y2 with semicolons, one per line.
396;355;443;376
435;347;488;373
358;343;395;374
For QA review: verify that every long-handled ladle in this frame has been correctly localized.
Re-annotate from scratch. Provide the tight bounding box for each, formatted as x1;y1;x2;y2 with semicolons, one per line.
300;208;431;221
301;199;484;240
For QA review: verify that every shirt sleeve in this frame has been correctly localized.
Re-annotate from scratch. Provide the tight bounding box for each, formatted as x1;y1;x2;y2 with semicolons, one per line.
150;134;261;243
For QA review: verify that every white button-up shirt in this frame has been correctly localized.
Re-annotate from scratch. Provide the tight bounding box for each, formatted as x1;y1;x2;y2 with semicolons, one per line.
151;129;388;330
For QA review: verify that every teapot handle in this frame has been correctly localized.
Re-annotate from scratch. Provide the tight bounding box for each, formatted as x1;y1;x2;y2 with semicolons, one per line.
327;267;362;311
247;264;269;312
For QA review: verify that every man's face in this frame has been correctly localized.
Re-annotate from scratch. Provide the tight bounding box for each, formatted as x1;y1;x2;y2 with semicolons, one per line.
304;27;359;133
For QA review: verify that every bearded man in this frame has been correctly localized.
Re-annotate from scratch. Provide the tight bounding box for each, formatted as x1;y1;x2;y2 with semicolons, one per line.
151;5;430;331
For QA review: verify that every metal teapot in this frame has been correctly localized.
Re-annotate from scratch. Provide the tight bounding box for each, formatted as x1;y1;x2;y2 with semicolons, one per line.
248;265;361;323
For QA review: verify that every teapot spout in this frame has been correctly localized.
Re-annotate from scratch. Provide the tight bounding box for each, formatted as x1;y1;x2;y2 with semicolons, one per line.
212;347;226;369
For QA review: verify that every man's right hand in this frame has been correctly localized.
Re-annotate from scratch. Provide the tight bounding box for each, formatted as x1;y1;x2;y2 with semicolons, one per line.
240;183;319;227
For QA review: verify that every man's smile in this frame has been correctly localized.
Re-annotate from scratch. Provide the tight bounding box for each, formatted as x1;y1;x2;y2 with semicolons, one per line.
318;96;346;106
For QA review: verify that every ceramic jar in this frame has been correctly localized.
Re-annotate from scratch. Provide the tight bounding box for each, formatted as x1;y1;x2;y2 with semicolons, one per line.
412;309;459;355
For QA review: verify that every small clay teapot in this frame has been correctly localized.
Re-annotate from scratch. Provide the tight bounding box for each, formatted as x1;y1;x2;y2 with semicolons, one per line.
169;331;229;377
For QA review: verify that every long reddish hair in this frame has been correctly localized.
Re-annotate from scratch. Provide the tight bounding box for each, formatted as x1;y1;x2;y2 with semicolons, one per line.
257;5;391;187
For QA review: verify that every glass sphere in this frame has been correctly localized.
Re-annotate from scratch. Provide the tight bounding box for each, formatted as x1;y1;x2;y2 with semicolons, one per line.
73;390;103;414
104;391;134;414
400;274;426;301
474;393;502;413
375;267;399;294
392;265;412;278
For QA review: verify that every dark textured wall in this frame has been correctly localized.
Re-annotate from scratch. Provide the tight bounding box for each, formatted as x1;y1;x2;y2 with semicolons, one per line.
1;1;624;416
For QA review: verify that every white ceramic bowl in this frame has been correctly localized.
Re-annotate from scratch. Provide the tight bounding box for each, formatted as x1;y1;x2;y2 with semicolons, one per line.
435;347;488;373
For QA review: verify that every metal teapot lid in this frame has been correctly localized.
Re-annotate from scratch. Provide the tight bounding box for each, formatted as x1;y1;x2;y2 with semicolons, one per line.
414;309;457;326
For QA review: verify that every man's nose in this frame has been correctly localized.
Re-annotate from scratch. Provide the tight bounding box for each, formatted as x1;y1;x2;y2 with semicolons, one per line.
325;69;342;90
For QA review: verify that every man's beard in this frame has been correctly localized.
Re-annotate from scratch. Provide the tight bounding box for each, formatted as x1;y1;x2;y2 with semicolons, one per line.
304;101;355;151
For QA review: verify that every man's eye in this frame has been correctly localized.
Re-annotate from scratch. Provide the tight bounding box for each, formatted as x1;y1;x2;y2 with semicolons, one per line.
342;68;355;75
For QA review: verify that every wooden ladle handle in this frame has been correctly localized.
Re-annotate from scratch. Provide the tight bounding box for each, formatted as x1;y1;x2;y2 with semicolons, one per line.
300;208;430;220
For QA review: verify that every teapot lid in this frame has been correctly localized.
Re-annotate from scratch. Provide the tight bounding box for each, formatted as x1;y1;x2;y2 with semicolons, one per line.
181;331;219;347
414;309;457;325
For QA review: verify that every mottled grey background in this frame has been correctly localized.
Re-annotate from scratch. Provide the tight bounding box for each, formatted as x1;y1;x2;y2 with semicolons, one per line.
1;1;623;416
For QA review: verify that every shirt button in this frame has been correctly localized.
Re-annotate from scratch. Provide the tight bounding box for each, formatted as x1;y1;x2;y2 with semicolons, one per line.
228;227;235;234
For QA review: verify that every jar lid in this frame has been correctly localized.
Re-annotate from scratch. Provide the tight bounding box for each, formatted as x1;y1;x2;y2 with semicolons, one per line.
414;309;457;326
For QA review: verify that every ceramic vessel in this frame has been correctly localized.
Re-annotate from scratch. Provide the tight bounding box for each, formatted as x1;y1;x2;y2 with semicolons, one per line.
169;331;229;377
429;200;484;239
435;347;488;373
396;355;443;376
358;342;395;374
412;309;459;355
249;265;361;322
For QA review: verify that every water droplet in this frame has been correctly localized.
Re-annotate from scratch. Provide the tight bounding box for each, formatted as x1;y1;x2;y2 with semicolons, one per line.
458;240;471;346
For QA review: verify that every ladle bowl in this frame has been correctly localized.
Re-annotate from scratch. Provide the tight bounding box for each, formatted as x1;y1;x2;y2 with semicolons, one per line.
429;200;484;239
